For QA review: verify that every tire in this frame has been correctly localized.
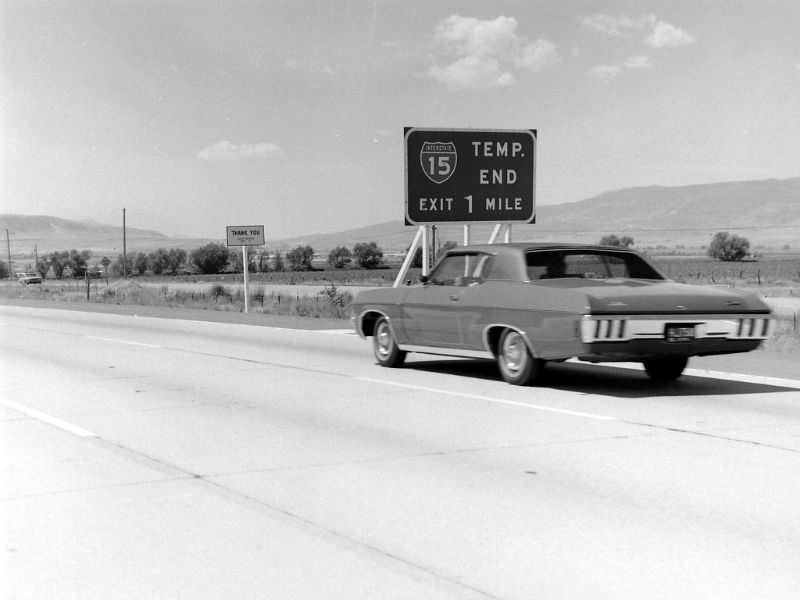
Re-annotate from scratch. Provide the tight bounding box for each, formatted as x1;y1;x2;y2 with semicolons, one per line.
643;357;688;382
497;328;542;385
373;317;406;368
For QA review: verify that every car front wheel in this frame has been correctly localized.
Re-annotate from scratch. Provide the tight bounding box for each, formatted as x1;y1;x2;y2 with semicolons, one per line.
373;317;406;368
497;329;542;385
643;357;688;382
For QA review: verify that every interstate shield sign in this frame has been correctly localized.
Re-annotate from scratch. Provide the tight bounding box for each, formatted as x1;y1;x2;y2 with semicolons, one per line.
420;141;457;184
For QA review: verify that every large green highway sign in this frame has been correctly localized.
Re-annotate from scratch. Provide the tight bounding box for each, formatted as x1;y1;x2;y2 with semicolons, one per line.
404;127;536;225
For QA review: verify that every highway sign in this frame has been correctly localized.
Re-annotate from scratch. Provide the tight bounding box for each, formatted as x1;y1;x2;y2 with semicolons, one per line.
226;225;265;246
405;127;536;225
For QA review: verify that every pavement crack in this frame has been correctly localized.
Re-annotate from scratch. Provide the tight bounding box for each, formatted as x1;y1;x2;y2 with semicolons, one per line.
621;419;800;453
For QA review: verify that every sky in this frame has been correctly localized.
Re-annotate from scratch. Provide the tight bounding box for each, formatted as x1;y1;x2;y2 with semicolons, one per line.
2;0;799;239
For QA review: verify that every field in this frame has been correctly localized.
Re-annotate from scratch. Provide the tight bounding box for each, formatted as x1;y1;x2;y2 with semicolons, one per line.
3;255;798;352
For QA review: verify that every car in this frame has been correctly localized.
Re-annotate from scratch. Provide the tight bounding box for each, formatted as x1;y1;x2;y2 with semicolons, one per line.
16;272;43;285
352;243;774;385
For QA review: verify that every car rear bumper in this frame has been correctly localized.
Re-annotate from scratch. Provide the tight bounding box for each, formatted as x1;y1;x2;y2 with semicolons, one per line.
579;338;764;362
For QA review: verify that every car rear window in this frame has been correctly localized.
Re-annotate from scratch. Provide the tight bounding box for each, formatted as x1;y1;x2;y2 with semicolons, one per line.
526;250;663;280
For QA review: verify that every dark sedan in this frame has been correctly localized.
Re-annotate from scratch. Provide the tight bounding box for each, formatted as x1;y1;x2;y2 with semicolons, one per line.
352;243;774;384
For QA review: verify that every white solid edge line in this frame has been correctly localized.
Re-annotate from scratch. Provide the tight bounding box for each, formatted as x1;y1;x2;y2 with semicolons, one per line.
564;359;800;390
0;398;98;438
356;377;617;421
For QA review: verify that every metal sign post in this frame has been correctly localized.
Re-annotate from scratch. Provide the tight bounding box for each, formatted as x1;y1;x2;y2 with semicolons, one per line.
226;225;265;314
242;246;249;313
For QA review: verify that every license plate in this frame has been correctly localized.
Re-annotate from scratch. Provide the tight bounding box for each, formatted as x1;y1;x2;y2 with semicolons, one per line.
666;324;695;342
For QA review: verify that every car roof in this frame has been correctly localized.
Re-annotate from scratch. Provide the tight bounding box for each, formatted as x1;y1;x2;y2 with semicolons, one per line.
448;242;637;255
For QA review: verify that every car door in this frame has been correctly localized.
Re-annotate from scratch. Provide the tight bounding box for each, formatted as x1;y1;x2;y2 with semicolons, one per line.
402;252;491;349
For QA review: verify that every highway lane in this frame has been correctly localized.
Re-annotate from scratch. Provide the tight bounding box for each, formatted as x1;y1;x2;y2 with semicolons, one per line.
1;305;799;599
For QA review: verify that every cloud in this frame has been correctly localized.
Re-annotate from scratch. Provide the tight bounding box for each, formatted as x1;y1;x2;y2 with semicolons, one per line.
587;64;621;82
428;56;515;90
645;21;695;48
582;13;695;48
581;14;650;37
587;55;651;82
515;39;559;71
428;15;558;90
197;141;282;161
624;55;652;69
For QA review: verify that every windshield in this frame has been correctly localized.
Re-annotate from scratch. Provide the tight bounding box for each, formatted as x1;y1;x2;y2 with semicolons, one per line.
525;250;664;281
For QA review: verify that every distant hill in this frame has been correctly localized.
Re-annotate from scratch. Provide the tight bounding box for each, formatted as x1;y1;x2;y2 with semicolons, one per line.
0;215;173;254
280;177;800;251
3;177;799;259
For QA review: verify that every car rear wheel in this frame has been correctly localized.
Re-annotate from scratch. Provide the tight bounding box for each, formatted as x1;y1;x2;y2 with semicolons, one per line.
373;317;406;368
643;357;688;382
497;329;542;385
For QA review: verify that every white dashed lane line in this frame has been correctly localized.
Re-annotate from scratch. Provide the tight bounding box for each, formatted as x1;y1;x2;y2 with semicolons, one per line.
0;398;98;438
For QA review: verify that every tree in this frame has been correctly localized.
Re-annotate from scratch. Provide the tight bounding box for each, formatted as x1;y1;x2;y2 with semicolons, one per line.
166;248;187;274
287;245;315;271
272;250;284;272
327;246;352;269
256;249;271;272
111;254;133;276
190;243;230;274
35;260;49;279
148;248;170;275
100;256;111;277
47;251;70;279
599;234;634;248
133;252;149;275
68;249;92;278
707;231;750;262
353;241;384;269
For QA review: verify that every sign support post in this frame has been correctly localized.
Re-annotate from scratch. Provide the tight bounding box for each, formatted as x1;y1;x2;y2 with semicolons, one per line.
242;246;249;313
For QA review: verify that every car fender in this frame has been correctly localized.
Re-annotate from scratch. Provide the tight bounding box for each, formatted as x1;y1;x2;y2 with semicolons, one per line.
483;324;539;359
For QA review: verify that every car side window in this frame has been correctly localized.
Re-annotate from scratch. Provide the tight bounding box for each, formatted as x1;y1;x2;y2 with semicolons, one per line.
429;253;490;286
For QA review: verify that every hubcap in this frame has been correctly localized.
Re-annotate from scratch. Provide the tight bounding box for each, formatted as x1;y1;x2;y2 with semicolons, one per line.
376;323;392;357
502;332;525;373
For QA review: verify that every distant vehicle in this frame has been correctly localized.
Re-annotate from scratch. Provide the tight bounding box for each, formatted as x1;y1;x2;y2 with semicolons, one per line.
352;243;775;385
17;272;43;285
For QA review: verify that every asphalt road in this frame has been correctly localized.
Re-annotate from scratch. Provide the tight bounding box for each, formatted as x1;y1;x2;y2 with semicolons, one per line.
2;304;799;599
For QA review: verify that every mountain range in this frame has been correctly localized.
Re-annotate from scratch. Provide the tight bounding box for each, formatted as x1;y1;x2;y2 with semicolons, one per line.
3;177;799;258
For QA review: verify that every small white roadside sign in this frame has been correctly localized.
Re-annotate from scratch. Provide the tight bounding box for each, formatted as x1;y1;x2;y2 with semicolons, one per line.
226;225;265;247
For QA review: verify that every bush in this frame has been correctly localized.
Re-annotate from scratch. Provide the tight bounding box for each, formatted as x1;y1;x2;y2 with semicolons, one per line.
707;231;750;262
287;245;315;271
191;243;230;274
327;246;352;269
353;241;384;269
599;234;634;248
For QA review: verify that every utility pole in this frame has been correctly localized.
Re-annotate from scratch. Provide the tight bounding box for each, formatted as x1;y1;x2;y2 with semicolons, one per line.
5;229;12;279
34;244;39;273
122;208;127;279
